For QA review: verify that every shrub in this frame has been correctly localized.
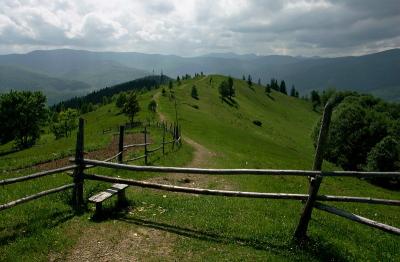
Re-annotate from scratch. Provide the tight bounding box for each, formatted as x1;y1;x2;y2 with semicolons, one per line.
253;120;262;127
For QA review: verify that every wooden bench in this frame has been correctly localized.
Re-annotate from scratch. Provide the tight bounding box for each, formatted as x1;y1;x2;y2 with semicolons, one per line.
88;183;128;215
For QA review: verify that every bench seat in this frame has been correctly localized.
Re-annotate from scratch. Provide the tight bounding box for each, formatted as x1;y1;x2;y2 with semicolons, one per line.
89;183;128;215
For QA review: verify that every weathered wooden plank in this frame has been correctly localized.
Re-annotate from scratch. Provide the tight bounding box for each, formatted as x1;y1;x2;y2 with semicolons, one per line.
118;125;124;163
112;183;129;190
147;145;163;153
84;173;310;199
0;184;74;211
73;118;85;209
315;202;400;235
123;143;152;149
0;165;77;186
79;159;400;178
125;155;146;162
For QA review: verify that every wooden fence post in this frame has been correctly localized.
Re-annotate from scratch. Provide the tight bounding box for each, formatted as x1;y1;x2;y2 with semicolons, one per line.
172;123;176;150
144;126;148;165
162;122;166;155
73;118;85;210
118;126;124;163
294;102;333;241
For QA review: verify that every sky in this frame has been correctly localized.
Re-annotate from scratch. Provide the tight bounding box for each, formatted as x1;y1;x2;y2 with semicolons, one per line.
0;0;399;57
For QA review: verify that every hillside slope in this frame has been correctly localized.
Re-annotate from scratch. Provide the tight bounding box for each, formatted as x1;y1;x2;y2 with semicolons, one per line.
0;75;399;261
0;65;92;104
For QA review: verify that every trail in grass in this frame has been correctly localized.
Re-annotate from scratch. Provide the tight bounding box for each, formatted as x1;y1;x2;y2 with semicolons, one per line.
64;92;226;261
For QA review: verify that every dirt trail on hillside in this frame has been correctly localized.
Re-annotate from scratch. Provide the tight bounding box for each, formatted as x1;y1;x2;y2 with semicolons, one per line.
62;90;230;261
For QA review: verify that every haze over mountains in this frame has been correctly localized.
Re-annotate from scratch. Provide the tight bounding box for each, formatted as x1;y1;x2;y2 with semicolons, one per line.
0;48;399;104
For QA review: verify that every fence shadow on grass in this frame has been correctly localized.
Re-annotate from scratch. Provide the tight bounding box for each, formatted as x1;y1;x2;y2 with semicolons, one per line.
0;209;75;246
100;213;348;261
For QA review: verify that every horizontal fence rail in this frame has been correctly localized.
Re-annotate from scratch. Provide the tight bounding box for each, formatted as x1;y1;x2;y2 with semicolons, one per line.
83;173;400;206
78;159;400;178
0;184;74;211
315;202;400;235
123;143;152;150
0;165;77;186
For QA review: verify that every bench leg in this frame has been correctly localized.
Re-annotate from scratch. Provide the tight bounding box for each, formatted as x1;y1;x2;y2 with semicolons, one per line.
95;202;103;216
117;189;127;206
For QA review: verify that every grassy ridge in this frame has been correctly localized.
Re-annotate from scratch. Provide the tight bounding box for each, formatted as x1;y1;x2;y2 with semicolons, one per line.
150;75;400;260
0;75;399;261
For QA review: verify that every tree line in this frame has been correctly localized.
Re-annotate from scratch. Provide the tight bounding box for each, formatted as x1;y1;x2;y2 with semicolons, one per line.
312;91;400;188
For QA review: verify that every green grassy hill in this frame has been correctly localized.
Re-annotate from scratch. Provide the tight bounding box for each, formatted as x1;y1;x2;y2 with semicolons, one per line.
0;75;399;261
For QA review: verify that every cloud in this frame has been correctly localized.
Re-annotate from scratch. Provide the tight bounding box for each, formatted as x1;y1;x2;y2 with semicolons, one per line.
0;0;399;56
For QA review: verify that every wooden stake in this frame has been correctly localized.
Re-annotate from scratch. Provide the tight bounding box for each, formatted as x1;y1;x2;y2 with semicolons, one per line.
144;126;148;165
118;125;124;163
294;102;333;241
162;122;166;155
315;202;400;235
73;118;85;210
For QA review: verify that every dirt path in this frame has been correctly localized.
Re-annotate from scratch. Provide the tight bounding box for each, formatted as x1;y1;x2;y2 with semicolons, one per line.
63;90;229;261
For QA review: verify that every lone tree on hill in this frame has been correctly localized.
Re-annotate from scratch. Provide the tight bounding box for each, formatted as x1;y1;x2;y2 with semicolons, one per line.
227;76;235;98
279;80;287;95
290;85;298;97
310;90;321;110
265;84;271;94
148;100;157;112
191;85;199;99
270;78;279;91
218;80;230;100
116;92;127;108
123;92;140;123
0;90;47;148
247;74;253;88
168;80;173;90
50;108;78;139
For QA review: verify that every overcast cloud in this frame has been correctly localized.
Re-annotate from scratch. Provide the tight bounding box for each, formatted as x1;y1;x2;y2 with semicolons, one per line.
0;0;399;56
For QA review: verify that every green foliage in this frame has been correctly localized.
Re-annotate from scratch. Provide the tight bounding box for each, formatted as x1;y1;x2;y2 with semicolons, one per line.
218;80;230;99
270;78;279;91
279;80;287;95
115;92;127;108
265;84;271;93
148;99;157;112
310;90;321;110
367;136;399;172
290;85;299;97
191;85;199;99
247;74;253;88
314;94;400;173
50;109;79;139
168;80;173;90
0;90;47;148
252;120;262;126
227;76;235;98
122;92;140;123
162;88;166;96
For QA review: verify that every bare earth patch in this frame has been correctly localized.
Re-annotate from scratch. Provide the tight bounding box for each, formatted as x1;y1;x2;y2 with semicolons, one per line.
28;133;149;171
62;222;176;262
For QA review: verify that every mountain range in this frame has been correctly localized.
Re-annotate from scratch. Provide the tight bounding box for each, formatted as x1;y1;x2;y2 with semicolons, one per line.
0;48;399;103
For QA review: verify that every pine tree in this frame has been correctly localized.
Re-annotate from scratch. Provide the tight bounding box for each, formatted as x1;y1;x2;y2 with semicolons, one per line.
123;92;140;123
228;76;235;98
279;80;287;95
191;85;199;99
247;75;253;88
290;85;296;97
265;84;271;93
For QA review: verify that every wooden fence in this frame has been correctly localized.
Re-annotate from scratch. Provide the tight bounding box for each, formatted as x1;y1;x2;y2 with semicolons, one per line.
0;119;181;213
2;104;400;243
